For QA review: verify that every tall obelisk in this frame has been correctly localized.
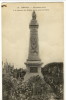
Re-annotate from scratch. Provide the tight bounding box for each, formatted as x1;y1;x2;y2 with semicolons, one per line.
24;11;43;81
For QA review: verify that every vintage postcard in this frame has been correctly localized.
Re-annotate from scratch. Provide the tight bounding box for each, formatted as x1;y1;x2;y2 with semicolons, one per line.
2;2;64;100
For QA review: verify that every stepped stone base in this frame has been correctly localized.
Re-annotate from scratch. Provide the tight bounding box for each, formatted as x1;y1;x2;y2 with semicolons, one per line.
24;69;43;82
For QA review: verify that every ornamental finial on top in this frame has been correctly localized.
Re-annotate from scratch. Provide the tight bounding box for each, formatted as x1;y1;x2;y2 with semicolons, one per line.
32;10;36;20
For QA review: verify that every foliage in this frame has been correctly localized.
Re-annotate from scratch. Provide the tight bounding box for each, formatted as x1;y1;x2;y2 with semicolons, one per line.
13;68;26;79
2;62;63;100
2;75;14;100
42;62;63;99
16;75;53;100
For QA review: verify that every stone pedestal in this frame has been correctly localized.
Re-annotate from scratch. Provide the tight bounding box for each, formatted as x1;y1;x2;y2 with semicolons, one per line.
24;60;43;81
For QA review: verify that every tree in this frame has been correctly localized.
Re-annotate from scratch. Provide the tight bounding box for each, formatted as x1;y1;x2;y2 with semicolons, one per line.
42;62;63;99
2;75;14;100
17;75;53;100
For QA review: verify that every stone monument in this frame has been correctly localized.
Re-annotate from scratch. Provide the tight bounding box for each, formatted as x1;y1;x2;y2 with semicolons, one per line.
24;11;43;81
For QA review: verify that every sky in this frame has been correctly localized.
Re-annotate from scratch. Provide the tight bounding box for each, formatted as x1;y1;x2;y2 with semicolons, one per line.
2;2;64;68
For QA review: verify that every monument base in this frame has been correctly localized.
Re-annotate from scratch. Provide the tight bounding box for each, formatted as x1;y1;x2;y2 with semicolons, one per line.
24;60;43;81
24;67;43;82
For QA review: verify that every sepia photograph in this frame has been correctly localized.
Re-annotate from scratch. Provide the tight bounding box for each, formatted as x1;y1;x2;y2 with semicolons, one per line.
2;2;64;100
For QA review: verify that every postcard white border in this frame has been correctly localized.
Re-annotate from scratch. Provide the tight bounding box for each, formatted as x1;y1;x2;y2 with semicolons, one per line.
0;1;66;100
